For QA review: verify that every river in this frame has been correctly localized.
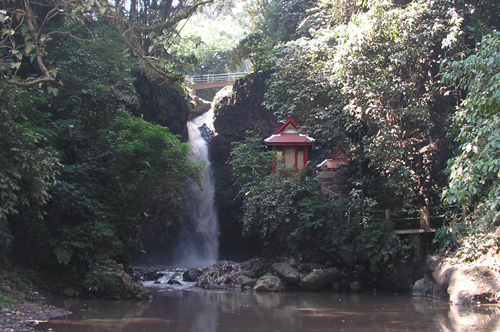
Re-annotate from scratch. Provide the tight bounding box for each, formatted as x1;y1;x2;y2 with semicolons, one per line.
37;286;500;332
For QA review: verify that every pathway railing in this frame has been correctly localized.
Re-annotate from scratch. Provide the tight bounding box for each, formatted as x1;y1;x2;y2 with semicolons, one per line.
188;72;249;85
365;205;462;235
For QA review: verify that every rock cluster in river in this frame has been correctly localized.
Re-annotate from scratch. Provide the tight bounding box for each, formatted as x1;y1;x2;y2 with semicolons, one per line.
135;258;367;292
200;259;366;292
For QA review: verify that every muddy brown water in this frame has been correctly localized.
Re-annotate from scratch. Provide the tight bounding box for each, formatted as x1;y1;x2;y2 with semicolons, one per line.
37;287;500;332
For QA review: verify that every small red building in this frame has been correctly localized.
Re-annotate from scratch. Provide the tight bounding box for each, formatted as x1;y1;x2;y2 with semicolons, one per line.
265;116;315;173
316;145;351;199
317;146;351;171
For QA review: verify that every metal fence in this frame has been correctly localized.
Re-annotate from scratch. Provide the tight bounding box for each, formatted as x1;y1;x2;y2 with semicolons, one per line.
187;72;249;85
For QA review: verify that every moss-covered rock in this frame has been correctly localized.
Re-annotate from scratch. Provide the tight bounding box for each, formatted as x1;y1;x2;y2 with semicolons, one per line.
83;258;151;300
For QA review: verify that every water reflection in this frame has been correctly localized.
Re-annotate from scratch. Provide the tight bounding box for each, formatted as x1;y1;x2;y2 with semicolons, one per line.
38;289;500;332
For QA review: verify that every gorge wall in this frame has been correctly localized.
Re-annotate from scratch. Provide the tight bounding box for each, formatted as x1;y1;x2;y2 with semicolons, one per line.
210;72;280;261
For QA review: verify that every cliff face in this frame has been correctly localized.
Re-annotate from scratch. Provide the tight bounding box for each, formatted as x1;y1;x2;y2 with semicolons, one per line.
132;71;191;137
210;72;279;260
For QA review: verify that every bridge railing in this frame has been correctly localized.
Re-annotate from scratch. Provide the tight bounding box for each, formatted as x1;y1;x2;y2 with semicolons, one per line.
187;72;249;85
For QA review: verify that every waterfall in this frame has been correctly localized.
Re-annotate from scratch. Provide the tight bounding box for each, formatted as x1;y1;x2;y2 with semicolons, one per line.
174;109;219;267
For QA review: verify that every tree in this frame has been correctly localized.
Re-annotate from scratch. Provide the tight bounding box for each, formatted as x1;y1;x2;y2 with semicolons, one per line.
43;114;201;268
326;0;461;207
0;81;57;261
442;31;500;215
229;132;273;191
104;114;202;225
0;0;67;87
43;20;139;130
233;0;317;71
263;30;349;159
229;133;334;252
1;0;214;88
178;4;250;75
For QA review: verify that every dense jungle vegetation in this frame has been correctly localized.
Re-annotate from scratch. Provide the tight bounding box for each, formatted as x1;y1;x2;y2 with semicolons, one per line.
1;0;500;289
228;0;500;265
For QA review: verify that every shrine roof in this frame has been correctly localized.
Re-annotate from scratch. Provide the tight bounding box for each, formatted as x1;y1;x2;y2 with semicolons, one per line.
327;146;349;159
265;132;315;146
265;116;315;146
316;145;351;171
273;116;300;135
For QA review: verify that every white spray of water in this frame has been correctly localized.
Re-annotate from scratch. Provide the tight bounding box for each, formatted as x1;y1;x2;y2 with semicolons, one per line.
174;109;219;267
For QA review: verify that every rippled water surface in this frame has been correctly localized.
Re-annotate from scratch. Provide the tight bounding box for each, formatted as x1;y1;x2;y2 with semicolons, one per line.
38;288;500;332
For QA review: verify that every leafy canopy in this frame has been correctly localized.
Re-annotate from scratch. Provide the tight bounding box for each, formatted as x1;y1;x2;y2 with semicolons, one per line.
443;31;500;217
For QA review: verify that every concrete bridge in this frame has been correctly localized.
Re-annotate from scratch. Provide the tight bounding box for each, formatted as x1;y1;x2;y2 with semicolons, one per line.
187;72;249;91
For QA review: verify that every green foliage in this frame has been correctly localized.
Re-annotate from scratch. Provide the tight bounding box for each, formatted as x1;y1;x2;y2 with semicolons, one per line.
45;21;139;130
104;114;202;217
331;0;462;206
239;173;321;245
233;0;317;71
0;82;58;261
83;269;127;299
229;132;344;252
442;31;500;216
354;220;413;268
229;132;274;190
179;6;250;75
42;114;201;268
45;121;125;266
434;202;500;262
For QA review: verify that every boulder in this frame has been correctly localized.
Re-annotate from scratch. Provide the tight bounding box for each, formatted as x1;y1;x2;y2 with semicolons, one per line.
413;256;500;306
239;275;257;289
83;259;151;300
183;268;203;282
253;274;285;292
448;266;500;305
270;263;301;285
299;268;340;291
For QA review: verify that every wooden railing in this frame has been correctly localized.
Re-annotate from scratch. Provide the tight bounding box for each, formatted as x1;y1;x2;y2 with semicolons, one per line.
367;205;461;235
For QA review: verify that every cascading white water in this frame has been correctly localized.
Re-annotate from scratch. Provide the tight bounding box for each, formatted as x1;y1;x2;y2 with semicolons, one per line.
173;109;219;267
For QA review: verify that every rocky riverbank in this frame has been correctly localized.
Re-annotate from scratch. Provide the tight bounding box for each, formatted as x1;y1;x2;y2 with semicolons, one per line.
0;265;70;332
3;251;500;332
134;258;377;292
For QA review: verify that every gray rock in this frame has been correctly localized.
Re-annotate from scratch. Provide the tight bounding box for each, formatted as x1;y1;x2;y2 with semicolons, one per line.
412;278;425;297
271;263;301;285
183;268;203;282
413;256;500;305
253;274;285;292
239;275;257;288
299;268;340;291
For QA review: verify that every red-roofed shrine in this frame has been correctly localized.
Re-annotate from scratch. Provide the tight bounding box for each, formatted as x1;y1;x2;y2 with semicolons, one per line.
265;116;315;174
317;146;351;171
